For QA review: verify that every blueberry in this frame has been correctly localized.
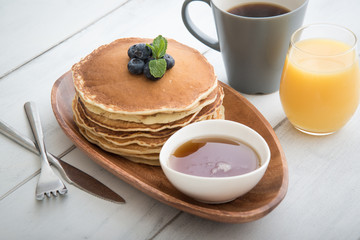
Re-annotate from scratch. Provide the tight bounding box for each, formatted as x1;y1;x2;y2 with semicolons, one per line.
144;57;155;63
127;43;152;60
127;58;145;75
127;45;137;58
143;61;162;81
163;54;175;69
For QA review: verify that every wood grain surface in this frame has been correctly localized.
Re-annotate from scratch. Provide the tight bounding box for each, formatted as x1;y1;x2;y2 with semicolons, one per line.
51;71;288;223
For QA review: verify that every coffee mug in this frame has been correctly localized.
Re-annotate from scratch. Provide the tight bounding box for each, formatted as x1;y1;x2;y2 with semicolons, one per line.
182;0;308;94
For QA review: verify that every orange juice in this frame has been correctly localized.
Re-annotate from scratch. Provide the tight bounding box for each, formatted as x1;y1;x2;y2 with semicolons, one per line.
280;38;360;134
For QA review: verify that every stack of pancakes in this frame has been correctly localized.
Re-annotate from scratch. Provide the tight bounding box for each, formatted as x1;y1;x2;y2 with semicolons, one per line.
72;38;224;165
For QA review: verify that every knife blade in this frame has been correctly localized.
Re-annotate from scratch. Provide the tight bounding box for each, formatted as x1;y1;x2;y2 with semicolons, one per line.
0;119;125;204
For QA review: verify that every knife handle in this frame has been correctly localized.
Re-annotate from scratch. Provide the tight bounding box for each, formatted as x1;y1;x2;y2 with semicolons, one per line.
0;118;73;184
0;119;38;154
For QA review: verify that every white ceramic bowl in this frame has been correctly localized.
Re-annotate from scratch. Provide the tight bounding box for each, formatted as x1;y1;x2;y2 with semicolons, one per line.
159;119;271;204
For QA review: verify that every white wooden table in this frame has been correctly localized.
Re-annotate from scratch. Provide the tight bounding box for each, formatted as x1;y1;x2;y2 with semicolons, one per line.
1;0;359;239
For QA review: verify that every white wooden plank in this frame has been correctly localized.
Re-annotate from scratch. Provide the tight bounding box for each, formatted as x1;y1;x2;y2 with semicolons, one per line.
0;160;179;240
0;0;127;78
303;0;360;51
0;137;40;197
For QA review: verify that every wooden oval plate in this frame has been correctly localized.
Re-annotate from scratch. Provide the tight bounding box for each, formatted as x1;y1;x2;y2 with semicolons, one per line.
51;71;288;223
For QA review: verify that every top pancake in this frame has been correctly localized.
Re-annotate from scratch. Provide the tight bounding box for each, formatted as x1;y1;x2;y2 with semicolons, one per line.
72;37;217;115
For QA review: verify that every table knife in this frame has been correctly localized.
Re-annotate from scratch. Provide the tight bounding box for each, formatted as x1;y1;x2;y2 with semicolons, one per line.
0;119;125;204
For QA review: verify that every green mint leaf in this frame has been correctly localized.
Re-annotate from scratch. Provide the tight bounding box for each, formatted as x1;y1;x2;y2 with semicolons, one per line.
149;59;167;78
146;43;155;54
146;43;159;59
153;35;162;49
149;35;168;59
157;37;167;58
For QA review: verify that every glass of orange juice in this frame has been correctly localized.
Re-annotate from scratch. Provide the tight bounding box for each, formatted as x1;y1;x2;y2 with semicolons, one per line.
280;24;360;135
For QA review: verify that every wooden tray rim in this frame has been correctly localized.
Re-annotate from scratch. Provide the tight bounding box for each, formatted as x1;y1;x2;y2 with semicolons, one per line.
51;71;288;223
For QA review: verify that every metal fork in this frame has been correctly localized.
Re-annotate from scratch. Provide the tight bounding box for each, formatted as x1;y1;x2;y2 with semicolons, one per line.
24;101;67;200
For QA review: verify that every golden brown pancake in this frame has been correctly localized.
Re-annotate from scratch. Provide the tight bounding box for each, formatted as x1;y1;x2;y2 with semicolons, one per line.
75;106;224;166
74;86;223;132
71;37;225;165
72;99;179;139
73;38;218;115
73;91;223;143
79;82;219;124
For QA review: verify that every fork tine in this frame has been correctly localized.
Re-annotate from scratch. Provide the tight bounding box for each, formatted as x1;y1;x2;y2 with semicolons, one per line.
36;193;45;200
59;188;68;195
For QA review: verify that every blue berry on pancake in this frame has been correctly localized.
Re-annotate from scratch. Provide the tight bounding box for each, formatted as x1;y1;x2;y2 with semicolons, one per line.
163;54;175;69
127;43;152;60
128;58;145;75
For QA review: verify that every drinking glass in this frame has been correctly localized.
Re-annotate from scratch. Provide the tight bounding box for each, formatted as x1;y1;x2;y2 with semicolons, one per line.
280;23;360;135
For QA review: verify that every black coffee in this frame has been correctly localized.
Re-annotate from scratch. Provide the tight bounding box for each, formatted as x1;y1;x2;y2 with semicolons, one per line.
228;2;290;17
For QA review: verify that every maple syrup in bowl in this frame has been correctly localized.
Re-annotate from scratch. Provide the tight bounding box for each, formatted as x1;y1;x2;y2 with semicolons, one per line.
159;120;271;204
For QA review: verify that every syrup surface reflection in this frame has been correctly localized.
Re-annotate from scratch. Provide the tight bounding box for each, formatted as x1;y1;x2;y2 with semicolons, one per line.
169;137;260;177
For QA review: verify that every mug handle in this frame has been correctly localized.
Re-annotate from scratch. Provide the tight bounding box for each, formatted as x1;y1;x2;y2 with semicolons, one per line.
181;0;220;51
